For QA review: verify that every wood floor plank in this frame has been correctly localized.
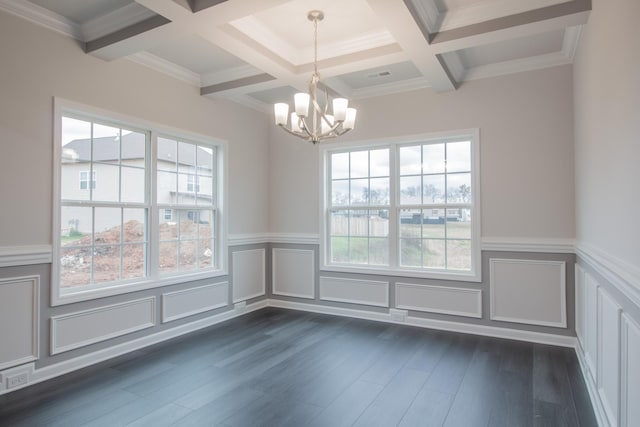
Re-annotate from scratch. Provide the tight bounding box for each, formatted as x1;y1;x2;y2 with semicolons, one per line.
305;380;384;427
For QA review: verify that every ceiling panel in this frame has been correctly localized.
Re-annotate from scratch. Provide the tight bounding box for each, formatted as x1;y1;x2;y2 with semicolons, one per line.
247;86;299;105
335;61;422;90
28;0;133;23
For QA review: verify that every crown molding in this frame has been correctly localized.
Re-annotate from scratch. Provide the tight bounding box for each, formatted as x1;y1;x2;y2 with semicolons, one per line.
127;52;201;87
406;0;441;35
561;25;582;60
0;0;80;39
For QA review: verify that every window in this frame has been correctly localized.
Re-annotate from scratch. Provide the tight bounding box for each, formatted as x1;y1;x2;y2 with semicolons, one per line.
79;170;96;189
54;99;226;304
323;130;480;281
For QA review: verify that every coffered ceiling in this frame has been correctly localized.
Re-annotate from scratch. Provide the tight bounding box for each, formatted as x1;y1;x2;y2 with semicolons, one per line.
1;0;591;111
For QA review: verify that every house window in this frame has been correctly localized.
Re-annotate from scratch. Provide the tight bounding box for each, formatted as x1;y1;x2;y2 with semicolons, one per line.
54;99;226;304
79;170;96;189
322;130;480;281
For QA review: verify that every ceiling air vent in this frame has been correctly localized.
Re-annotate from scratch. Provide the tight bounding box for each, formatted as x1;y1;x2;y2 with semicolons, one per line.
366;70;392;78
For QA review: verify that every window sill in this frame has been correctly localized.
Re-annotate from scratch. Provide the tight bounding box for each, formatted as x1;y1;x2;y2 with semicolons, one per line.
53;269;228;306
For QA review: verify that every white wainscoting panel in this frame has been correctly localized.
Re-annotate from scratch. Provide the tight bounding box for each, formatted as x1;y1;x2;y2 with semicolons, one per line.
0;276;39;370
162;282;228;323
621;314;640;427
320;277;389;307
597;287;621;427
396;283;481;318
51;297;155;354
232;249;265;303
272;248;314;299
575;265;586;349
584;273;599;377
489;259;566;328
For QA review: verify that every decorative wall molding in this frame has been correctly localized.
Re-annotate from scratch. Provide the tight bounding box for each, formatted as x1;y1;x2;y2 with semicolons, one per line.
127;52;201;87
489;258;567;328
319;276;389;307
575;343;610;427
268;299;576;348
621;313;640;427
268;233;320;245
576;241;640;309
481;237;575;253
0;245;52;267
0;275;39;371
228;233;270;246
0;299;268;395
273;248;315;299
395;282;482;318
50;297;156;355
597;287;622;426
162;282;229;323
232;249;266;303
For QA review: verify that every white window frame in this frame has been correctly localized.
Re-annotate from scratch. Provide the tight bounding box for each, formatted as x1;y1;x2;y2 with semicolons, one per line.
320;129;481;282
52;98;228;306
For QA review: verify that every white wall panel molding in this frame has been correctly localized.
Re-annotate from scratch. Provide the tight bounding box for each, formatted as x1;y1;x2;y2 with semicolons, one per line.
395;282;481;318
272;249;314;299
162;282;229;323
575;264;586;350
267;299;576;348
597;287;622;427
319;277;389;307
621;314;640;427
228;233;270;246
232;249;266;303
0;245;52;267
584;272;599;377
0;276;39;371
481;237;575;253
576;242;640;309
489;258;567;328
50;297;155;355
1;300;268;395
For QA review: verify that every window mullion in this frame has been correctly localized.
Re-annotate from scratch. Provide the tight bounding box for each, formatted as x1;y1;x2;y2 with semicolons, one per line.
388;145;398;269
148;131;159;279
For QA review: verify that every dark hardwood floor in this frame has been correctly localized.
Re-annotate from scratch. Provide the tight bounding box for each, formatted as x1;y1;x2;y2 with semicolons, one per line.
0;308;597;427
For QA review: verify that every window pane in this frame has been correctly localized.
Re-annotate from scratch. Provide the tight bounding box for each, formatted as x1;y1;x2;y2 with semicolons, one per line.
331;180;349;206
179;210;198;238
423;239;445;268
446;141;471;173
423;143;445;174
369;238;388;265
369;210;389;237
197;175;213;204
179;241;198;271
349;237;369;264
60;246;91;288
93;245;121;283
121;166;145;203
178;141;196;170
122;131;145;165
331;152;349;179
123;244;145;279
370;149;389;177
350;151;369;178
93;123;120;165
197;146;214;175
369;178;389;205
330;211;348;236
123;209;146;243
400;176;421;205
447;240;471;270
159;241;178;274
61;206;91;243
95;207;121;244
158;137;177;172
423;174;445;204
400;239;421;267
198;239;214;268
399;145;421;175
447;209;471;239
62;168;90;201
350;179;369;205
91;164;119;202
400;209;422;238
159;213;178;240
330;237;349;263
178;173;196;204
157;171;177;204
349;210;368;237
61;117;91;162
199;211;215;238
446;173;471;203
423;216;445;238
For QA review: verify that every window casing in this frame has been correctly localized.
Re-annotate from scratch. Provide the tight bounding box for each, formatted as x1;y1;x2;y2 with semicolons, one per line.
53;99;227;305
322;130;480;281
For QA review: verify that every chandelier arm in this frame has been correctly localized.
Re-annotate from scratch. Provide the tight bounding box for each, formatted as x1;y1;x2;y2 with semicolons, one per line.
277;124;311;140
298;117;316;140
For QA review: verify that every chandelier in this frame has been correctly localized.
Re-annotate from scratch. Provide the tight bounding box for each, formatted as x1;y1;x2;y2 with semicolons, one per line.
274;10;356;144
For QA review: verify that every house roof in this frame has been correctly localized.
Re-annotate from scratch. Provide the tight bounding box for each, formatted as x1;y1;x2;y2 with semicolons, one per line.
62;133;214;167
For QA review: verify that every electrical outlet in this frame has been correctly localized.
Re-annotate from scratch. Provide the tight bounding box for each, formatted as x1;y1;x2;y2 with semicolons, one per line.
6;372;28;389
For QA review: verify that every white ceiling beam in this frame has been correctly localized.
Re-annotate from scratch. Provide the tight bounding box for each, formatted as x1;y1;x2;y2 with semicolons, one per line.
366;0;457;92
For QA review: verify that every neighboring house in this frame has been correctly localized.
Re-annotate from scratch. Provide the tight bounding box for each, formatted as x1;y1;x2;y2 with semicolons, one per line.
61;132;215;236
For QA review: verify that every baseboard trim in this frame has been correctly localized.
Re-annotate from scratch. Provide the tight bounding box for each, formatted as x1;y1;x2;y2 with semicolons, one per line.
0;299;268;395
267;299;576;348
574;341;610;427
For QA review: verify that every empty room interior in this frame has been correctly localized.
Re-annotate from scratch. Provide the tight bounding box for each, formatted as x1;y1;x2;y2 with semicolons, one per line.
0;0;638;426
